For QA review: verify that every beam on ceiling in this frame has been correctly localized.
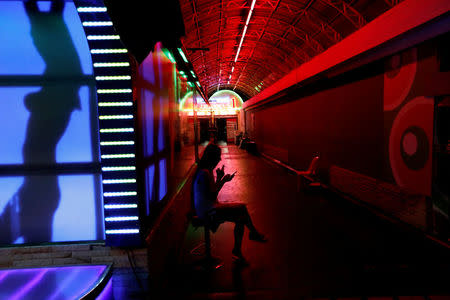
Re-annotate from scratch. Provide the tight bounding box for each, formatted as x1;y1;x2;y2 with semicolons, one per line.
244;0;450;109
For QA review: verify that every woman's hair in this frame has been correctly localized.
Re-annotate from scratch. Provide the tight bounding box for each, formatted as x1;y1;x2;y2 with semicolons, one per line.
198;143;221;169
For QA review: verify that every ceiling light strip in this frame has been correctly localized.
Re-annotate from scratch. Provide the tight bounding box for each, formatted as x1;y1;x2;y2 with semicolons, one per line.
232;0;257;66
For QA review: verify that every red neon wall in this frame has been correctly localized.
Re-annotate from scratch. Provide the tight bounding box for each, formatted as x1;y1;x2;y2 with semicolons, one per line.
247;35;450;192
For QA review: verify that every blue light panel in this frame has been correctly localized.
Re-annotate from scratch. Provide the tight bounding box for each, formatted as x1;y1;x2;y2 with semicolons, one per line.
0;0;103;245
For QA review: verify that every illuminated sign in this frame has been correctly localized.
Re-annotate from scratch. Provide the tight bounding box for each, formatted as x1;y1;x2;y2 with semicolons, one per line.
180;90;243;116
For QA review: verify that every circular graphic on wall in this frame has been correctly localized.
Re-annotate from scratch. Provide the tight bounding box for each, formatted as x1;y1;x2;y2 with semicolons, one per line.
389;96;433;196
384;47;417;111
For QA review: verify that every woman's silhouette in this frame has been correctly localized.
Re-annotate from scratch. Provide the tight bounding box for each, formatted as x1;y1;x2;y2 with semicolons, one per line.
0;0;82;244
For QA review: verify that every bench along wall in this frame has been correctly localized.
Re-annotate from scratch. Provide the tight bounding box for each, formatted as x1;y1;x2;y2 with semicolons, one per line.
244;34;450;236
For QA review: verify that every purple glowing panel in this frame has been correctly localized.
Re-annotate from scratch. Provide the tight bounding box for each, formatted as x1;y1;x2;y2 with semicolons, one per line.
0;265;108;300
96;277;113;300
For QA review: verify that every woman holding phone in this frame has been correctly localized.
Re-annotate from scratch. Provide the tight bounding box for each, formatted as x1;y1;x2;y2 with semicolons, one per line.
192;143;267;263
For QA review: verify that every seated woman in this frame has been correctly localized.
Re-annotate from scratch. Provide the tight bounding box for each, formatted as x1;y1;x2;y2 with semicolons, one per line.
192;143;267;263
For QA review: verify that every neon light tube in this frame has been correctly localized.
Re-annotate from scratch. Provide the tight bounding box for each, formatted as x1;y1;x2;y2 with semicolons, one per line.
100;128;134;133
101;154;135;159
105;216;139;222
104;204;138;209
95;75;131;81
102;166;136;171
233;0;257;64
177;48;189;63
103;179;136;184
91;49;128;54
77;7;107;12
100;141;135;146
105;229;139;234
87;35;120;40
165;52;176;63
104;191;137;197
98;102;133;107
83;21;113;27
99;115;133;120
94;62;130;67
97;89;132;94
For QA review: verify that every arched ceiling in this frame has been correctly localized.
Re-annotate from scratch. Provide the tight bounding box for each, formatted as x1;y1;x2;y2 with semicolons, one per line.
179;0;403;100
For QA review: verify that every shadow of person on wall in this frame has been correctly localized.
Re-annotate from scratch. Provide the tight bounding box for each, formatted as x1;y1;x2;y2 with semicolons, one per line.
0;0;82;244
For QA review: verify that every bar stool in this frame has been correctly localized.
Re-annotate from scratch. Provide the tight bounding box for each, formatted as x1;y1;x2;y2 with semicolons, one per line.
190;214;223;270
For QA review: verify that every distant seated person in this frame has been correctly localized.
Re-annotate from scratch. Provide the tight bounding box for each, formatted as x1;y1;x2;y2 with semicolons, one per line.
193;143;267;263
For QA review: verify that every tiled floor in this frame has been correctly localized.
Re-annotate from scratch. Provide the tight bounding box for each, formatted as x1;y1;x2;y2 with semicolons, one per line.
166;144;450;300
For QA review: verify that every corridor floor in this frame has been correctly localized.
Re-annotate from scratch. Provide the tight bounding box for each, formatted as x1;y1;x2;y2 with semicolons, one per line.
168;145;449;300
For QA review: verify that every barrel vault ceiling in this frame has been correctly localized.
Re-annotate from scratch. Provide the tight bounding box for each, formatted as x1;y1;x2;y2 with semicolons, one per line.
178;0;403;100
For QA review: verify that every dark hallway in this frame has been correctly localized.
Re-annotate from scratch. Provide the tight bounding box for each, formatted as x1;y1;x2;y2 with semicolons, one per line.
167;145;449;299
0;1;448;299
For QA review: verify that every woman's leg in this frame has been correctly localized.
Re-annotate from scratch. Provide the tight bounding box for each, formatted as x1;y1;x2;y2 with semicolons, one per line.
214;202;265;256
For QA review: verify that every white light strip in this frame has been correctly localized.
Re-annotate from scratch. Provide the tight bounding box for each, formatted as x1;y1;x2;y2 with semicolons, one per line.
98;102;133;107
100;141;135;146
77;7;107;12
100;128;134;133
102;166;136;171
94;62;130;67
103;179;136;184
91;49;128;54
83;21;113;27
99;115;133;120
104;191;137;197
97;89;132;94
101;154;135;159
105;229;139;234
178;48;188;63
105;216;139;222
87;35;120;40
233;0;257;65
96;75;131;81
104;204;137;209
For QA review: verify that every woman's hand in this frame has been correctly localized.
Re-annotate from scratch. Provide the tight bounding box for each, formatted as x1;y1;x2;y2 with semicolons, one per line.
222;171;236;183
216;165;225;181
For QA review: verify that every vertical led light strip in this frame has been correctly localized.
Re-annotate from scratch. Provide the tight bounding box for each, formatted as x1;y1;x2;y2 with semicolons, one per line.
75;0;140;246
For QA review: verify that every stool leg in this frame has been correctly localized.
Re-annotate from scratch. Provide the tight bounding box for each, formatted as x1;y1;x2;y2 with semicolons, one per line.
204;226;211;258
